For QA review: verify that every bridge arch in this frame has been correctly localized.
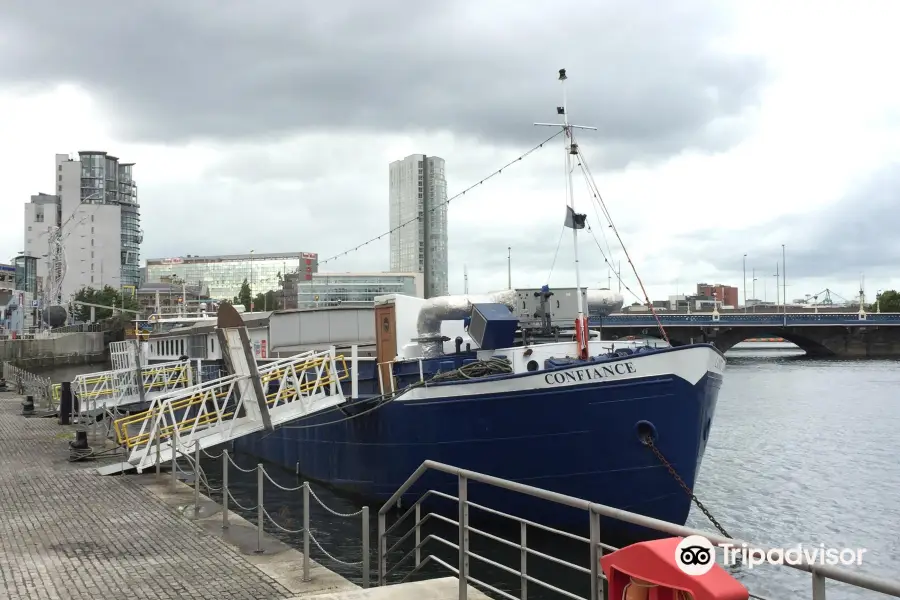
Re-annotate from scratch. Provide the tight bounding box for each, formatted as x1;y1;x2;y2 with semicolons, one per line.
708;328;832;356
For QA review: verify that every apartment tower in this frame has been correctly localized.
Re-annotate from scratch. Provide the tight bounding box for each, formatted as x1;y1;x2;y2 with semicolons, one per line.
23;151;141;303
388;154;448;298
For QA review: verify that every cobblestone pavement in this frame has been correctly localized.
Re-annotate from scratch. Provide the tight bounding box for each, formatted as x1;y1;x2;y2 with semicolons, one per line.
0;393;293;600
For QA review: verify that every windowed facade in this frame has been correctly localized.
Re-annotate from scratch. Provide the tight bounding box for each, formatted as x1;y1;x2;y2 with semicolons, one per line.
23;151;141;303
296;272;423;308
13;255;37;295
145;252;318;302
388;154;448;297
0;264;15;291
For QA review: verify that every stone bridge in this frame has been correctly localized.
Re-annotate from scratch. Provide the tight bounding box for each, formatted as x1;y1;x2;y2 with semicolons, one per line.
591;312;900;357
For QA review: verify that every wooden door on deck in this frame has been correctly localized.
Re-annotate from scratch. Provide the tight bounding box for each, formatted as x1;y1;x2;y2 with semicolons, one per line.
374;304;397;394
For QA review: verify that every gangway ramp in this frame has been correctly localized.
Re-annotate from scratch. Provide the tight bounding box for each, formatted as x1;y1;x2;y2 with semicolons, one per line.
50;340;195;413
52;361;194;414
100;303;350;475
110;347;348;473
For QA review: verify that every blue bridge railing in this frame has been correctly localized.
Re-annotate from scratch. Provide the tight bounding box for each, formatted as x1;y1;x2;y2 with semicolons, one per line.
589;312;900;327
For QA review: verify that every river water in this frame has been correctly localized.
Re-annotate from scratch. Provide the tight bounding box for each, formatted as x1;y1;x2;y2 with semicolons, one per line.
34;344;900;599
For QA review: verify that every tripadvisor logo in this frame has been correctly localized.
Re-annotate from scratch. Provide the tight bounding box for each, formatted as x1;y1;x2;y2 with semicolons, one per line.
676;536;716;576
675;535;868;574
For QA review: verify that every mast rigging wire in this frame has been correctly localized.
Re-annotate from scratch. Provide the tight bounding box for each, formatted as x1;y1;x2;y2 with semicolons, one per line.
545;225;566;285
585;224;645;306
320;130;564;266
577;156;616;269
572;137;670;344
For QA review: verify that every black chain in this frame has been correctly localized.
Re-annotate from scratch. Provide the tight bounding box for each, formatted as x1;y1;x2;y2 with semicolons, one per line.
643;436;732;539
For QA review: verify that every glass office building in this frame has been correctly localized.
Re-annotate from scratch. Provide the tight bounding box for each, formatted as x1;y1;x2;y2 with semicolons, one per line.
78;151;143;288
296;272;423;308
145;252;318;301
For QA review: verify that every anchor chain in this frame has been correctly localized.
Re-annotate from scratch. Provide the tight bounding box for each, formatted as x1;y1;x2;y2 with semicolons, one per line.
643;436;731;539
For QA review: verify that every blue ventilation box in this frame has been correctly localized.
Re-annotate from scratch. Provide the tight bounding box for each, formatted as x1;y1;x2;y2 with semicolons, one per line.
469;303;519;350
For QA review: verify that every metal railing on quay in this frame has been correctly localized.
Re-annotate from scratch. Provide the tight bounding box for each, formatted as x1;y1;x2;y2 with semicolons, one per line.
1;361;54;410
378;460;900;600
168;437;370;587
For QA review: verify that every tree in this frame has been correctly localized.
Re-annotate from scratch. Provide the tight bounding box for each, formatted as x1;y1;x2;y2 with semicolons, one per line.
233;279;252;312
72;285;140;322
252;290;283;312
875;290;900;312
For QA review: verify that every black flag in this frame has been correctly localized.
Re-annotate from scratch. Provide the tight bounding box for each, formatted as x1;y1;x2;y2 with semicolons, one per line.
564;205;586;229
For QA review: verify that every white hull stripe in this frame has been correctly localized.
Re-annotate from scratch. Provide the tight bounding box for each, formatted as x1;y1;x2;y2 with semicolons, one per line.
397;345;724;401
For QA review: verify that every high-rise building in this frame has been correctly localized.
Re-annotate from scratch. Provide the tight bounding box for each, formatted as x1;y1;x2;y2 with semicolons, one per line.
388;154;448;297
23;151;141;303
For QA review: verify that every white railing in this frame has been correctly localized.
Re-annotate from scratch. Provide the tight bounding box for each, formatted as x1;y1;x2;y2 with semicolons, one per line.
115;347;349;471
378;461;900;600
70;360;193;414
109;340;139;371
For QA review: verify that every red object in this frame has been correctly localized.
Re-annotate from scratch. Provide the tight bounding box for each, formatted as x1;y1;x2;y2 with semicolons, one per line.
600;538;748;600
260;340;267;359
574;314;589;360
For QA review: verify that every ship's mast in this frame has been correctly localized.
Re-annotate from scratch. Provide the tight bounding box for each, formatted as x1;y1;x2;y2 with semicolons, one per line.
535;69;597;359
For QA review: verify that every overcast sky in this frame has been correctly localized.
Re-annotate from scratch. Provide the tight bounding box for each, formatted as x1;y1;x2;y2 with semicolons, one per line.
1;0;898;305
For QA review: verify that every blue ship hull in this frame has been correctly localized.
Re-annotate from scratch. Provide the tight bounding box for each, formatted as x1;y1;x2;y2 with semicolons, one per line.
234;344;723;539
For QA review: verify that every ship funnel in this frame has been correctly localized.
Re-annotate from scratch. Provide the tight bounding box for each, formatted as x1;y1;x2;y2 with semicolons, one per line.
416;290;518;358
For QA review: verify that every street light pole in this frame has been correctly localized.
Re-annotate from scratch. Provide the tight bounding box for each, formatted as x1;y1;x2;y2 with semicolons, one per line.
782;244;787;317
751;268;757;313
249;249;255;310
507;247;512;289
742;254;747;313
774;264;780;310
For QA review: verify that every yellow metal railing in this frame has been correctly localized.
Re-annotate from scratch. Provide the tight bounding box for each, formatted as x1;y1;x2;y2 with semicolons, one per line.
74;365;191;401
113;354;350;450
114;388;234;448
53;355;349;409
50;366;192;406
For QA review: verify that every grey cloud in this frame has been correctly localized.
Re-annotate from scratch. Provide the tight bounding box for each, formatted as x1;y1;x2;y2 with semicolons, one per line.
1;0;767;167
672;163;900;287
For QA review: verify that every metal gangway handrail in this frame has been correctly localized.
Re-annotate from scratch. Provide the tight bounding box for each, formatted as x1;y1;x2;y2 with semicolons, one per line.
159;436;371;587
50;359;195;415
1;362;54;409
377;460;900;600
115;348;351;471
